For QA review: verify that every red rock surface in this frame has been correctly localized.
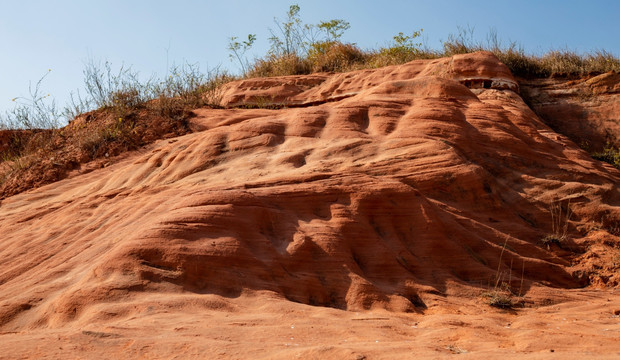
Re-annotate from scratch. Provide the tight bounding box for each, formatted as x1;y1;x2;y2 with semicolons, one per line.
0;52;618;358
521;72;620;152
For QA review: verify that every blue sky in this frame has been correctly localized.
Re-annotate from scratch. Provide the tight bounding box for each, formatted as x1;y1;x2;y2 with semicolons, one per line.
1;0;619;118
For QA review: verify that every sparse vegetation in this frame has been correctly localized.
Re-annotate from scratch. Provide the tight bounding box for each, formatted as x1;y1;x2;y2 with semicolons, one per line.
482;238;525;309
591;144;620;170
439;25;620;77
0;60;230;198
487;290;515;309
540;234;563;250
240;10;619;78
365;30;430;67
228;34;257;76
244;4;365;76
2;69;61;130
541;199;573;249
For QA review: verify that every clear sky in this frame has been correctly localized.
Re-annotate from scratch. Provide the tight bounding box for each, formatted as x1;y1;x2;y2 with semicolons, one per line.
1;0;618;118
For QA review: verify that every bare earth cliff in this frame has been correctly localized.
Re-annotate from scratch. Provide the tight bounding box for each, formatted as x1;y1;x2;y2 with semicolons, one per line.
0;52;619;359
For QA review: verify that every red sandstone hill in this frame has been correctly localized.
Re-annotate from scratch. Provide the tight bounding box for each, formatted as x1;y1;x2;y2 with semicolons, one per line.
0;52;618;359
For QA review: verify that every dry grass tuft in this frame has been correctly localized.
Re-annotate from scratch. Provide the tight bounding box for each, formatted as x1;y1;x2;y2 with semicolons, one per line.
541;199;572;249
306;41;366;73
247;54;311;78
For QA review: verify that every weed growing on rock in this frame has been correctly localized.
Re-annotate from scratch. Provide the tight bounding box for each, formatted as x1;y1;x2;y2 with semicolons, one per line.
365;30;430;67
2;69;62;131
228;34;257;76
487;291;515;309
482;238;525;309
591;144;620;170
541;199;572;249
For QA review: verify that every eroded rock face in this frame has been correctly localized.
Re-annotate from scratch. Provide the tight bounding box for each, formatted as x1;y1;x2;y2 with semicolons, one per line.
0;52;618;330
520;72;620;152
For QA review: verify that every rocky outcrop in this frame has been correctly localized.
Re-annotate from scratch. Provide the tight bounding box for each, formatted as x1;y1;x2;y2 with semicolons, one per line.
218;51;520;108
0;52;618;333
520;72;620;152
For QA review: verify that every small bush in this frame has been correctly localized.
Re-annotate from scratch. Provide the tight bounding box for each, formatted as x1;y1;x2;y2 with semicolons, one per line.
482;280;519;309
584;50;620;73
306;41;366;72
150;63;232;117
540;50;586;76
493;46;548;78
247;54;311;77
591;144;620;169
360;29;431;68
80;60;152;112
540;234;563;250
487;291;514;308
365;30;439;67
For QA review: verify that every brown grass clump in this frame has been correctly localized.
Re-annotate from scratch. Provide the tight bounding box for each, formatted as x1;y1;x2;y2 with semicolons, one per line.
480;238;527;309
541;199;572;249
306;41;366;73
247;54;311;78
539;50;620;76
487;291;515;309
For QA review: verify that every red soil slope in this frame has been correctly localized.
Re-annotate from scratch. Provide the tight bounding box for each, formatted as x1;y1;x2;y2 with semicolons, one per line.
0;52;618;358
